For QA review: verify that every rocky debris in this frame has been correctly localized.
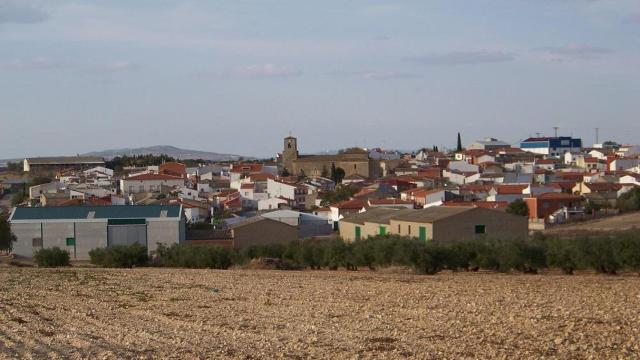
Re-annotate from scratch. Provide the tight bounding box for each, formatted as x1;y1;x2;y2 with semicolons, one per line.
0;268;639;358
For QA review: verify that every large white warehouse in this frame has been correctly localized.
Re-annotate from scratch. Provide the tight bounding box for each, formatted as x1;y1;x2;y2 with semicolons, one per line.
8;205;185;260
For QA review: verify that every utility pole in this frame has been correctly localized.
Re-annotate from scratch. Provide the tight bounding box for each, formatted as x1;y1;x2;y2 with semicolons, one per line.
553;126;559;138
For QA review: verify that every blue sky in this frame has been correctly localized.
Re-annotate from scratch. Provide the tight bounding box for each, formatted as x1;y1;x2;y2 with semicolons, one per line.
1;0;639;158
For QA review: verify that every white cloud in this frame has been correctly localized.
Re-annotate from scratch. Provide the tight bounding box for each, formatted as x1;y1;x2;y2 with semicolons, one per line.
407;51;516;66
533;45;613;61
0;0;49;24
628;13;640;23
1;57;75;70
220;64;303;78
329;69;421;80
95;61;143;73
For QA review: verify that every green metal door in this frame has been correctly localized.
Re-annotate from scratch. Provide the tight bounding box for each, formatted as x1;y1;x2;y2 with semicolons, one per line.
379;226;386;235
355;226;361;240
419;226;426;241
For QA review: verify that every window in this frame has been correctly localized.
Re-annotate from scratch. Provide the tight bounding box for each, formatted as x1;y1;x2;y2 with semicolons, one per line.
398;224;401;233
408;225;411;235
32;238;43;247
66;237;76;246
355;226;361;240
475;225;486;234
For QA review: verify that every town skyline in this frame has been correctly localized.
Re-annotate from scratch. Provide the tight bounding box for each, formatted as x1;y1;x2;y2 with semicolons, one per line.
2;0;640;158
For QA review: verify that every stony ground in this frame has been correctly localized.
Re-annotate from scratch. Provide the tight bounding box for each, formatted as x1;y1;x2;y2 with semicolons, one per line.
1;268;639;359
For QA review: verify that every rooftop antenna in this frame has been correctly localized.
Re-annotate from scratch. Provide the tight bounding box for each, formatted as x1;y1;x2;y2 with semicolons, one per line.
595;127;600;144
553;126;559;138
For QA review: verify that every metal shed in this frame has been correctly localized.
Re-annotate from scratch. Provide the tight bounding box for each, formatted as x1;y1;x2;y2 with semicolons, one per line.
8;205;185;260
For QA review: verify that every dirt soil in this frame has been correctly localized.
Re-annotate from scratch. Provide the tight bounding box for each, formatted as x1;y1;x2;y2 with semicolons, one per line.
1;268;639;359
544;211;640;235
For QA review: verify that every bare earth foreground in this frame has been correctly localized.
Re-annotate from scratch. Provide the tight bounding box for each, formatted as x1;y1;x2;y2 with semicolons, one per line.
1;269;639;359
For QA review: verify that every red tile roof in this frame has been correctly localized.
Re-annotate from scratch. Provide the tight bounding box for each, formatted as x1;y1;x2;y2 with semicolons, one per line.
444;200;508;209
460;184;493;192
584;183;622;192
531;192;581;200
240;183;255;189
333;199;368;210
494;184;528;195
549;181;577;191
249;173;275;182
126;173;184;181
369;198;414;205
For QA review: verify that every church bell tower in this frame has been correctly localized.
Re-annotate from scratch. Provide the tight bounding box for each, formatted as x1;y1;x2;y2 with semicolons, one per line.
282;136;299;174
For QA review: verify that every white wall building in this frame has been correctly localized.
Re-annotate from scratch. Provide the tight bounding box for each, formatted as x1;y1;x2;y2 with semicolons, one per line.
120;174;184;194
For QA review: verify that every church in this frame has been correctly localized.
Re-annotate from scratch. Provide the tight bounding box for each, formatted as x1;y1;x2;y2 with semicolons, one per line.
279;136;379;179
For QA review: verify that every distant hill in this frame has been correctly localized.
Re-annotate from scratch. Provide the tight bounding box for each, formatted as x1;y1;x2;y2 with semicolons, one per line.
82;145;252;161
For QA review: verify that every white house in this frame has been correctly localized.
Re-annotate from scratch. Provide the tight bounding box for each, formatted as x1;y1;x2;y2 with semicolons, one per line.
443;170;480;185
258;197;288;211
448;161;480;173
619;173;640;186
266;178;314;209
83;166;114;178
120;173;184;194
610;158;640;172
468;137;511;150
486;185;528;203
616;145;640;157
29;181;64;200
177;186;206;201
68;184;112;199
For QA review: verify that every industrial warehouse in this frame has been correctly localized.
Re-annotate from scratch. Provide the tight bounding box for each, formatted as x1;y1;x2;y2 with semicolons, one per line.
8;205;185;260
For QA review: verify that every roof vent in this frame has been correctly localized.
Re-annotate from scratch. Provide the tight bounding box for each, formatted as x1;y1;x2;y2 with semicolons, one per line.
160;210;168;218
87;211;96;219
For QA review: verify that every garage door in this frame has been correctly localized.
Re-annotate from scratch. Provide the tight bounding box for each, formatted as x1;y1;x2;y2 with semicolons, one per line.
107;219;147;247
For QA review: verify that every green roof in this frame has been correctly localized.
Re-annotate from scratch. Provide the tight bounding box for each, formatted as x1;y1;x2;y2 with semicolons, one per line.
10;205;181;221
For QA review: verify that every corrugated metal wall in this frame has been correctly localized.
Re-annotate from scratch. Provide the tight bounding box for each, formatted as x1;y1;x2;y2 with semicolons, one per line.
107;225;147;247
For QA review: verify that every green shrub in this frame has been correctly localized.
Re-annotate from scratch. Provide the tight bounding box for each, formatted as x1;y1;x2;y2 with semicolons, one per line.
445;241;480;271
617;231;640;274
323;238;350;270
516;241;547;274
352;237;377;270
576;235;621;275
301;239;326;269
545;236;580;274
414;243;449;275
34;247;70;267
155;243;234;269
617;187;640;212
89;243;148;268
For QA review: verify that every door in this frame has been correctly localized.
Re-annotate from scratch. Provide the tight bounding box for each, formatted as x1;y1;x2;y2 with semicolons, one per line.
107;219;147;247
419;226;426;241
379;226;386;236
355;226;361;240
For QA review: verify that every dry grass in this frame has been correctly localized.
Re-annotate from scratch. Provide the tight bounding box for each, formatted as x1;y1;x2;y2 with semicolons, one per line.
544;211;640;235
1;268;639;359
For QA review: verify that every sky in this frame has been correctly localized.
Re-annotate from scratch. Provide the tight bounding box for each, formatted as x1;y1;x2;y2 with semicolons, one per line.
1;0;639;159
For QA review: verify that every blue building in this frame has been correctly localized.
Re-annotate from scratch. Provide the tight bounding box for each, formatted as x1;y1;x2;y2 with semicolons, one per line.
520;137;582;157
